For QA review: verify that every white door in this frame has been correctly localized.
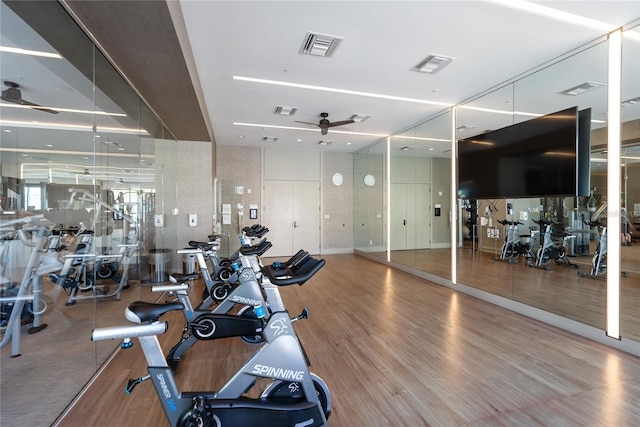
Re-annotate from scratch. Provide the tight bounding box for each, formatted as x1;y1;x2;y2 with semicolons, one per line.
390;183;431;250
390;183;407;250
264;180;320;257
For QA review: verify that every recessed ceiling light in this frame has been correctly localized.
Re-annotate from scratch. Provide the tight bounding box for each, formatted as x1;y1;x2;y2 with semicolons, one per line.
297;139;302;142
428;148;435;151
400;146;414;151
318;141;332;146
2;129;12;133
347;142;352;145
263;136;278;142
622;96;640;107
274;105;298;116
117;147;125;151
300;32;343;57
559;81;605;96
412;54;455;74
350;114;371;123
45;144;53;147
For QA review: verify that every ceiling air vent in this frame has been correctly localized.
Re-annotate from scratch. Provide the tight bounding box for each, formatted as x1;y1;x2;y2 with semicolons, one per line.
412;54;454;74
274;105;298;116
350;113;371;123
622;96;640;107
263;136;278;142
559;81;605;96
318;141;333;146
300;32;343;57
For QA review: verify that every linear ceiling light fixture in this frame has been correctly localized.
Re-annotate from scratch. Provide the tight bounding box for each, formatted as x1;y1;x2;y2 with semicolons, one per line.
0;103;126;116
0;119;148;135
233;76;453;107
299;32;343;57
0;45;62;59
457;105;606;123
392;134;450;142
559;81;605;96
412;54;455;74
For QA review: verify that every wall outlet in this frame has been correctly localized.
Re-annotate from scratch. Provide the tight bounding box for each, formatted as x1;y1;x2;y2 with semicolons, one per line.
189;214;197;227
154;214;165;227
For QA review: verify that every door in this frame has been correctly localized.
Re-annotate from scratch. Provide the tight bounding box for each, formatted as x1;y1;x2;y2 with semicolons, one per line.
263;180;320;257
390;183;431;251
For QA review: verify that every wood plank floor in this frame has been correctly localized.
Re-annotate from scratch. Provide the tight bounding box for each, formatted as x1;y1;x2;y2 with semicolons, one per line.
372;246;640;341
56;254;640;427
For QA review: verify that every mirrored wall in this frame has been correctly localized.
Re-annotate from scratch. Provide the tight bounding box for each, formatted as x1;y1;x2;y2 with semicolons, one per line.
455;29;639;342
356;23;639;346
1;2;180;425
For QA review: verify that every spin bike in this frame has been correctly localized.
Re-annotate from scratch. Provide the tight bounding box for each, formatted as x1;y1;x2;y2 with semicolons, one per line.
159;251;322;369
576;220;628;279
91;256;331;427
496;220;535;263
528;219;578;271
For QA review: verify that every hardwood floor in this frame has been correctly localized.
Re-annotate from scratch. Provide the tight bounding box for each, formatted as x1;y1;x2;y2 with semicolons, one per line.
375;246;640;341
56;254;640;427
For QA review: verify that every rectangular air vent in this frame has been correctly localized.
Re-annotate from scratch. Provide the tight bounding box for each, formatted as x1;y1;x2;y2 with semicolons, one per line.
300;32;343;57
559;81;605;96
622;96;640;107
263;136;278;142
274;105;298;115
350;113;371;123
412;54;454;74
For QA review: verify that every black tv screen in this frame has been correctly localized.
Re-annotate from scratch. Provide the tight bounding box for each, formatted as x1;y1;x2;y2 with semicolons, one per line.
458;106;582;199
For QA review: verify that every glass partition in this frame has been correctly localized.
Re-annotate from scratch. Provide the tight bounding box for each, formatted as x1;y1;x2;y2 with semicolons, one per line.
620;22;640;341
0;2;179;425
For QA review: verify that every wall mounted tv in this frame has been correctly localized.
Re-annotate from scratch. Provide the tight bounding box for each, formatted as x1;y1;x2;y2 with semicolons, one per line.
457;106;591;200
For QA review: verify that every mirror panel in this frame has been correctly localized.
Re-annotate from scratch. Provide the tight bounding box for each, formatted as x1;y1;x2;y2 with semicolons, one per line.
620;23;640;341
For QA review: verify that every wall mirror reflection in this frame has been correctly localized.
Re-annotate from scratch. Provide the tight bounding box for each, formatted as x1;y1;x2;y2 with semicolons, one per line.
0;2;178;425
455;34;639;342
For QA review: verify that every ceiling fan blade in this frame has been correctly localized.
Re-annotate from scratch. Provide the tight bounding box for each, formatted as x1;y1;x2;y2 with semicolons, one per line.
20;99;59;114
294;120;319;127
327;119;354;128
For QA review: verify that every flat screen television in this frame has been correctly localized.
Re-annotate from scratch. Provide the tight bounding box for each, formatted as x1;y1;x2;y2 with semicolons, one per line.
457;106;590;200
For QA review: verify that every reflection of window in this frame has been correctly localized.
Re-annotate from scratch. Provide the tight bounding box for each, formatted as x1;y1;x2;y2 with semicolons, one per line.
25;185;41;210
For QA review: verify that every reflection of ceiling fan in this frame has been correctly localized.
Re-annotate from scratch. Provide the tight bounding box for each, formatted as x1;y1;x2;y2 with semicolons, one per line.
1;81;59;114
295;112;354;135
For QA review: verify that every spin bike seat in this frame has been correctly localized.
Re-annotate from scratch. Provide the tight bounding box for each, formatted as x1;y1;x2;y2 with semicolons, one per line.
169;273;199;283
188;241;215;251
125;301;184;323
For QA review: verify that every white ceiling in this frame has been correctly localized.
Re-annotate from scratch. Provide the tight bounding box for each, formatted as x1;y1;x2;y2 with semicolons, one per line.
177;1;640;154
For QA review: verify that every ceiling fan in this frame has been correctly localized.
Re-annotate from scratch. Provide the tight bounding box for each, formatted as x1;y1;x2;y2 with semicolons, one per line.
1;81;59;114
295;112;354;135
